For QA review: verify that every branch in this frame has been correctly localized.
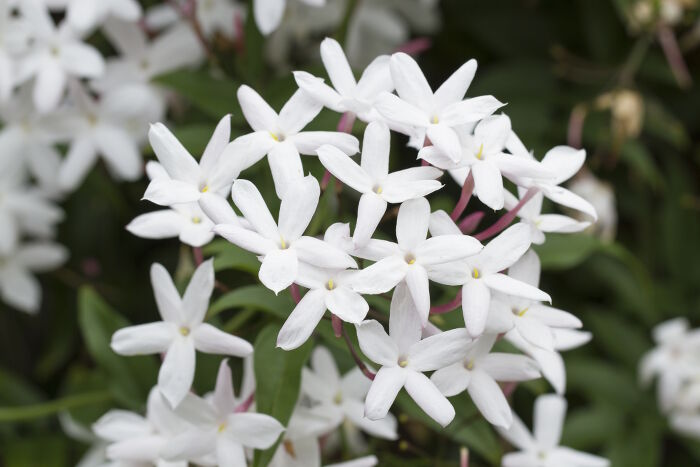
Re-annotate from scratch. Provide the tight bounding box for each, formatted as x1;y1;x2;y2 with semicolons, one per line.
340;322;375;380
473;187;539;241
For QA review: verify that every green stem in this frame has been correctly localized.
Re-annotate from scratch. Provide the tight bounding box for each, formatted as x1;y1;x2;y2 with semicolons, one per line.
0;391;112;422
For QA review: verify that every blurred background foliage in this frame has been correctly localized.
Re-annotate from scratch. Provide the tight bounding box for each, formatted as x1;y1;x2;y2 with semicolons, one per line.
1;0;700;465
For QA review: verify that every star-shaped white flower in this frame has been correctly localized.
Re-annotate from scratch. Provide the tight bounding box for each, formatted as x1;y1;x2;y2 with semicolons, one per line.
427;219;550;337
356;282;472;427
253;0;325;36
317;120;443;246
235;85;359;197
213;175;357;294
0;241;67;314
161;359;285;466
374;52;503;160
301;346;398;440
16;0;105;113
93;387;187;467
353;197;483;323
294;37;393;122
111;260;253;407
55;0;143;32
431;333;540;428
498;394;609;467
419;115;553;210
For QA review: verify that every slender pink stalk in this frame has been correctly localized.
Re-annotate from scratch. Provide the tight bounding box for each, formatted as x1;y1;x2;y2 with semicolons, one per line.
451;173;475;221
658;25;692;89
290;284;301;304
567;105;586;149
473;187;539;241
340;322;375;380
332;315;343;338
321;170;333;191
396;37;433;56
193;247;204;266
460;448;469;467
337;112;356;133
430;290;462;315
234;392;255;413
502;382;519;398
458;211;484;234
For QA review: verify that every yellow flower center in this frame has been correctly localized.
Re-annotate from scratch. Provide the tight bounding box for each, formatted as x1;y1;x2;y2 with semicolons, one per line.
191;216;201;224
398;358;408;368
465;359;475;370
326;279;335;290
431;115;439;124
472;268;480;279
200;185;209;193
284;440;297;458
280;236;288;249
179;326;190;336
405;254;416;265
333;392;343;404
475;143;484;160
217;422;226;433
373;185;383;194
518;307;529;317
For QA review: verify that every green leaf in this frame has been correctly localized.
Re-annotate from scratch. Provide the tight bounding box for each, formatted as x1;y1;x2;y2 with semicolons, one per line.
252;324;313;467
208;284;293;319
2;434;70;467
155;70;240;121
208;243;260;274
0;368;44;406
0;391;111;423
77;287;157;408
534;233;601;270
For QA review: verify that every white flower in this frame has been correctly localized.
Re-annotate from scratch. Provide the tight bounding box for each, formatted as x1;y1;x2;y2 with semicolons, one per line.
254;0;326;36
93;387;187;467
16;0;104;113
57;0;143;32
213;175;357;294
301;346;398;439
195;0;246;39
505;327;591;395
235;85;358;197
507;136;598;222
127;162;218;248
356;282;472;427
162;359;285;466
294;37;393;122
143;115;249;206
568;170;615;240
498;394;609;467
111;260;253;407
0;0;31;102
639;318;700;413
268;405;336;467
431;333;540;428
317;120;443;246
57;82;143;191
504;189;590;245
374;52;503;159
0;161;64;254
487;250;583;351
0;241;67;313
353;197;482;322
427;221;550;337
419;115;554;210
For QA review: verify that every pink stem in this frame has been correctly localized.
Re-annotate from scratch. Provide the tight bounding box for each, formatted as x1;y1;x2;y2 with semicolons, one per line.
396;37;433;56
458;211;484;234
332;314;343;338
193;247;204;266
502;382;519;399
460;447;469;467
290;284;301;304
473;188;539;241
567;105;586;149
234;392;255;413
321;170;333;191
430;290;462;315
658;25;692;89
340;322;375;380
337;112;356;133
451;173;475;221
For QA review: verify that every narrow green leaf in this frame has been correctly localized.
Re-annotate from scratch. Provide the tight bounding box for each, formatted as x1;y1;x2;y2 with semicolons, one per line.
534;233;601;269
0;391;111;422
155;70;239;121
208;284;293;319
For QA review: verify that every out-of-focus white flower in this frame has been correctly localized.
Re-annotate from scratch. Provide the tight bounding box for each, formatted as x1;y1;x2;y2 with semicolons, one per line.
16;0;105;113
353;197;483;323
420;115;553;210
568;171;615;241
0;241;67;313
254;0;326;36
356;282;472;427
0;0;32;102
301;346;398;439
48;0;143;32
268;405;337;467
235;85;358;197
431;332;540;428
375;53;503;160
427;221;550;337
111;260;253;407
498;394;609;467
161;359;284;466
93;387;187;467
196;0;246;39
214;175;357;294
294;37;394;122
56;82;144;191
488;250;583;352
317;121;443;246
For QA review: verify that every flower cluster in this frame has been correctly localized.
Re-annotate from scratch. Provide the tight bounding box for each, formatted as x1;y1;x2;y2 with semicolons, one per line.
100;33;609;465
641;318;700;439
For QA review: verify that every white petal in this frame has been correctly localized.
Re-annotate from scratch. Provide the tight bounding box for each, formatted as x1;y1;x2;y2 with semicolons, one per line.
58;138;98;191
326;287;368;324
533;394;567;450
237;85;278;131
374;92;429;129
525;305;581;328
127;210;185;240
268;141;304;198
405;265;430;323
148;123;199;183
226;412;285;449
431;363;471;397
293;70;343;111
396;197;430;252
508;249;541;287
192;323;253;356
472;160;504;210
542;185;598;221
404;371;455;427
440;95;504;126
426;125;461;162
360;121;390;180
150;263;183;323
480;353;540;382
344;399;398;440
143;178;201;206
111;322;175;355
292;131;359;155
216;437;247;467
317;144;371;193
356;320;399;367
293;236;357;269
93;410;150;441
200;115;232;174
547;447;610;467
253;0;285;35
259;248;298;294
320;37;356;95
231;179;279;240
59;42;105;77
14;243;68;271
433;59;477;109
484;273;550;302
536;214;589;234
467;369;512;428
182;259;215;326
462;280;491;337
33;60;66;113
408;328;471;372
356;55;394;99
214;224;276;255
278;88;323;134
479;223;532;273
388;281;423;355
353;193;387;247
158;337;196;407
277;289;327;350
364;366;406;420
351;256;406;295
497;413;536;452
199;192;240;226
279;174;319;241
389;52;433;109
541;146;586;185
415;235;482;266
94;126;142;181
